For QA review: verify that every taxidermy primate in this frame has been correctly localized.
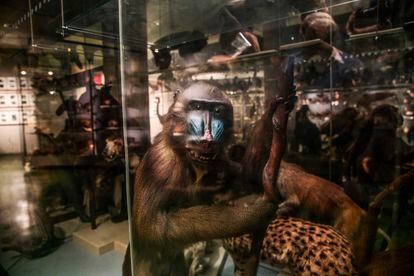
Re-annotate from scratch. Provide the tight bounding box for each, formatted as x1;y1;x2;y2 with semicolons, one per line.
225;170;414;275
346;0;392;35
155;96;166;124
123;78;294;275
345;104;404;190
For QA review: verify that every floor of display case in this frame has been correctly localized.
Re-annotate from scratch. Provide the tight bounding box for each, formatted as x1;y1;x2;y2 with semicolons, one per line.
66;215;129;256
0;155;119;275
0;155;233;276
1;241;124;276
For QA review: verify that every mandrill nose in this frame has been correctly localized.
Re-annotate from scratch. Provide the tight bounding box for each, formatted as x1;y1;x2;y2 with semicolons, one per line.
201;129;213;149
200;113;214;148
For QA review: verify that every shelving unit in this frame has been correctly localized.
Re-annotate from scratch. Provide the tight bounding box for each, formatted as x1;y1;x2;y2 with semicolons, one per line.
0;76;37;154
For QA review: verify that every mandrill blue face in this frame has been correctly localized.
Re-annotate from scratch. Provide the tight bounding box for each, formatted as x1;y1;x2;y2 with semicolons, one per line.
169;82;233;164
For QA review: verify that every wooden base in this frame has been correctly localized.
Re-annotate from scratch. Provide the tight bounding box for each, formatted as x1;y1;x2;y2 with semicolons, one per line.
66;215;129;256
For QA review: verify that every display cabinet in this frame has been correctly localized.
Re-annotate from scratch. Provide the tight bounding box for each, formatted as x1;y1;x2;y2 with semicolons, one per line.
118;0;414;275
0;2;130;270
1;0;414;275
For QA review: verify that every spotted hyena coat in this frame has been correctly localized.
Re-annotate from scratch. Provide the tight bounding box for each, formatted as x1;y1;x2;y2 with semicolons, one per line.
223;217;357;275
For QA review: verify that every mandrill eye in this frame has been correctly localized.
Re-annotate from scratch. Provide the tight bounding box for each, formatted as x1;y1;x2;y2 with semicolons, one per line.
189;102;202;111
214;105;225;115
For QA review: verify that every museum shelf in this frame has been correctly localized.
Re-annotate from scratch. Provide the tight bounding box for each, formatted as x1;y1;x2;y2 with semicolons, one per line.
346;26;414;52
347;27;405;41
146;49;281;77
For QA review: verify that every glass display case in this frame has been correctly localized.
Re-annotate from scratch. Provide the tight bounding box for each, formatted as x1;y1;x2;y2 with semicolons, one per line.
1;1;127;274
1;0;414;275
119;0;414;275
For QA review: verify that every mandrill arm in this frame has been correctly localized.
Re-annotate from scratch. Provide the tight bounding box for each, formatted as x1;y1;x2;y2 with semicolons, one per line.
133;143;276;250
135;194;276;249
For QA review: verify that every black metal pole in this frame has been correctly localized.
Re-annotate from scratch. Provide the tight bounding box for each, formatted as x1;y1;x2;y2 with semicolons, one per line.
17;66;27;164
87;58;97;155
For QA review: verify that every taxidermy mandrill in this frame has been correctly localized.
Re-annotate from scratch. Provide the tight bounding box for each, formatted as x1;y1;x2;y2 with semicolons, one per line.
123;79;294;275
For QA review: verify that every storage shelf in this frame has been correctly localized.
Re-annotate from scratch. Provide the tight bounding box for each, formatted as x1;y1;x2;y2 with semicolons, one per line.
147;49;280;76
347;27;405;42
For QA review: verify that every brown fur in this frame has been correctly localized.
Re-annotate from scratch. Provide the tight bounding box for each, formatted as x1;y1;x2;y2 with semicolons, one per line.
240;91;373;268
123;83;281;276
277;161;365;240
242;98;366;243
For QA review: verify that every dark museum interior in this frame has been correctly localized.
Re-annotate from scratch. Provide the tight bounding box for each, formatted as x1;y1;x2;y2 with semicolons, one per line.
1;0;414;275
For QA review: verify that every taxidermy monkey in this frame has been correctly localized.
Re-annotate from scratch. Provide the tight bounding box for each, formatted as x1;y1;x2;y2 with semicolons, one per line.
242;89;368;268
123;80;293;276
241;103;413;268
226;170;414;274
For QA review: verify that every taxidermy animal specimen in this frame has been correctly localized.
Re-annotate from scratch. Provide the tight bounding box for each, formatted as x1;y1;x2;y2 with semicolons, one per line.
226;170;414;275
122;76;295;275
346;0;392;35
155;96;166;125
223;217;357;276
242;97;366;254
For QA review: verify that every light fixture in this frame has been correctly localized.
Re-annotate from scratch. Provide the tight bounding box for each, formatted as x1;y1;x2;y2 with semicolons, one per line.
20;70;27;75
48;71;53;76
49;90;56;95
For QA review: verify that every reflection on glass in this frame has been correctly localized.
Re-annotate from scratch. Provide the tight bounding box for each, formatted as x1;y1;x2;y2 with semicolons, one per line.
1;0;414;275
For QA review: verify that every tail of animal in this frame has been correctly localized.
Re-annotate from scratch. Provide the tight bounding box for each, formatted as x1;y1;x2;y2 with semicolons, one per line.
354;170;414;269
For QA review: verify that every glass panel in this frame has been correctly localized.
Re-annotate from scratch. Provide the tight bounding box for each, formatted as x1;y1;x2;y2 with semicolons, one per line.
1;0;126;275
1;0;414;275
119;0;414;275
